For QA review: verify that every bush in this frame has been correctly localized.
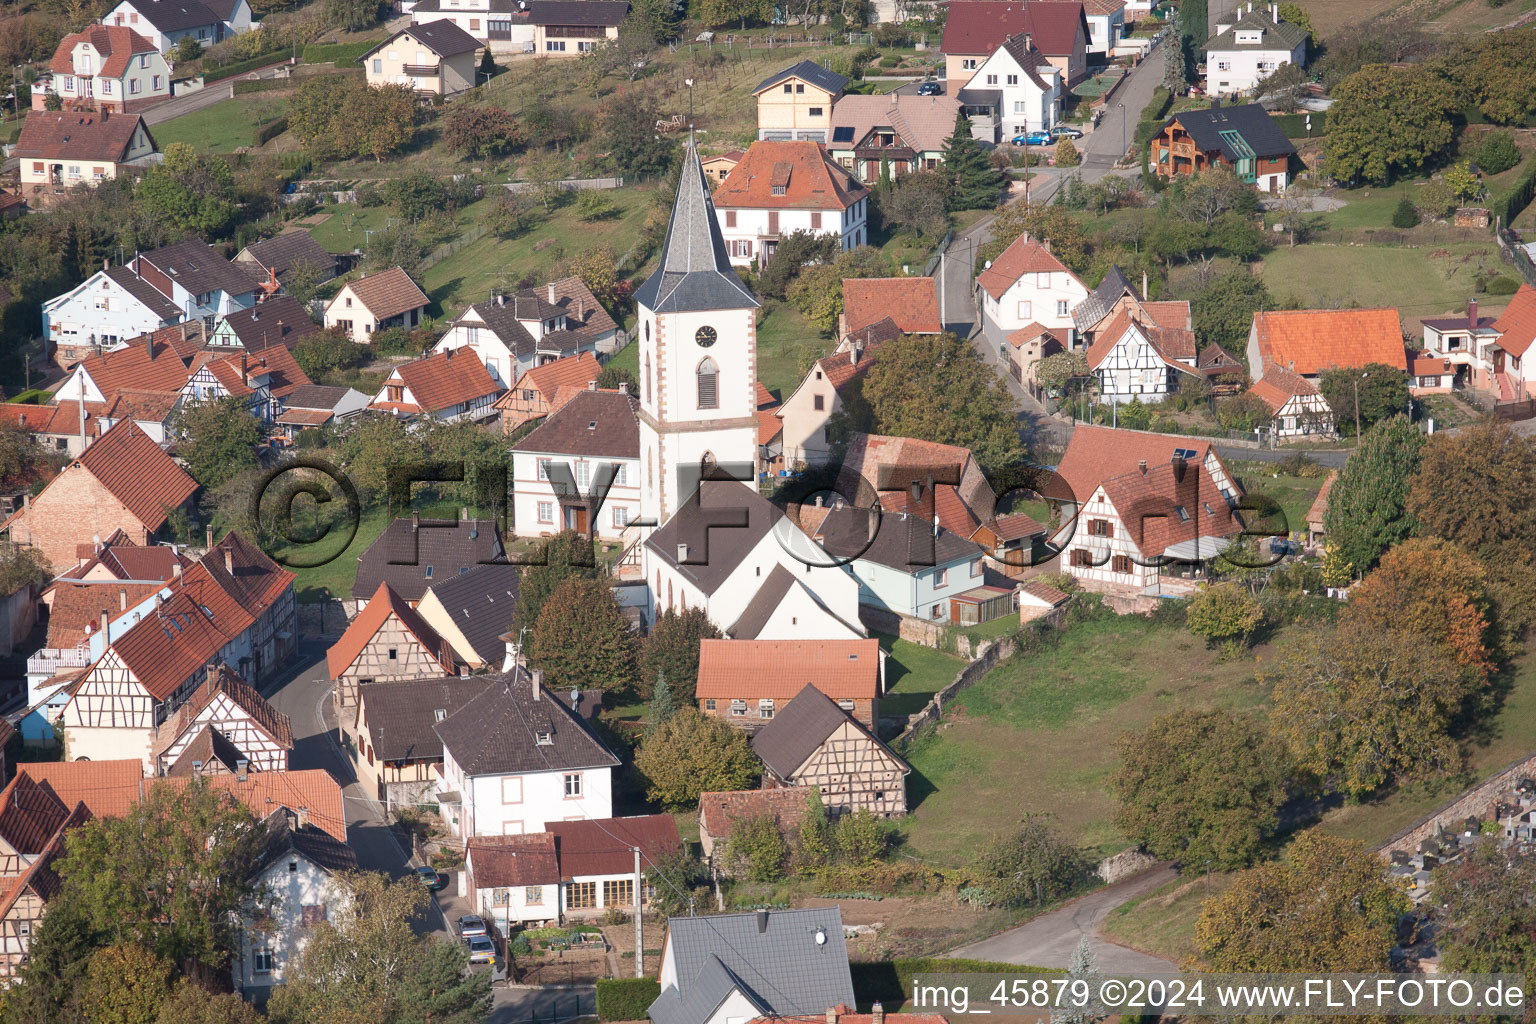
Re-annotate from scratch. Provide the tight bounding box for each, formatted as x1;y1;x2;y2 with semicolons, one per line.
1055;138;1080;167
576;189;619;220
510;933;531;956
1492;157;1536;227
596;978;661;1021
1486;275;1520;295
1391;196;1420;228
1476;131;1521;175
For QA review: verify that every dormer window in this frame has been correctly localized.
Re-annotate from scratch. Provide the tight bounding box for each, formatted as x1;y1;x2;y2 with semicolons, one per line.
535;730;552;745
434;708;447;722
771;184;786;195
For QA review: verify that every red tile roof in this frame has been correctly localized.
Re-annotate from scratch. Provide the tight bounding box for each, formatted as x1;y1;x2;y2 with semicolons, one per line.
1248;363;1320;413
698;789;810;842
0;400;111;438
976;232;1078;301
547;815;682;880
1008;322;1058;348
842;278;941;336
757;380;782;445
155;663;294;756
714;141;869;211
15;110;149;163
1055;425;1235;506
1086;308;1194;371
1492;284;1536;358
45;580;164;649
342;267;429;321
1251;308;1407;376
942;0;1089;56
20;760;145;820
387;349;502;415
0;774;71;857
75;419;198;532
1019;579;1070;606
327;581;456;679
1306;470;1335;528
835;432;996;533
78;335;193;399
1410;354;1454;377
468;832;559;887
696;639;881;701
49;26;157;77
514;352;602;402
1097;460;1242;558
205;345;312;401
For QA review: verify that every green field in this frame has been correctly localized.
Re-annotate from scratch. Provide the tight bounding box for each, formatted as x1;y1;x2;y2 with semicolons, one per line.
1256;240;1504;324
879;632;965;718
1227;464;1326;539
754;300;829;400
306;205;401;254
150;95;288;153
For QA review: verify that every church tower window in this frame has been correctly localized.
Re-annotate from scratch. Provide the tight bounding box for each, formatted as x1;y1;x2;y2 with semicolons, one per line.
696;357;719;410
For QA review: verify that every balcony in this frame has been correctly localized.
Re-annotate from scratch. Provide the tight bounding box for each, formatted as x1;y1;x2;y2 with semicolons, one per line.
402;63;441;76
27;647;91;680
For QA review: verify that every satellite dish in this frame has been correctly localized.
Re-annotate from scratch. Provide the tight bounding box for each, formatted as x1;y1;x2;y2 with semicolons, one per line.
814;929;826;945
570;687;581;707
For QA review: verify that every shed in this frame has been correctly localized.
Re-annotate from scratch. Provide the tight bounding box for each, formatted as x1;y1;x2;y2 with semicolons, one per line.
949;584;1015;626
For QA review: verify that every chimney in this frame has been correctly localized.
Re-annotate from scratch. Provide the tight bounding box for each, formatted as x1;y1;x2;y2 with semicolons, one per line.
412;510;420;531
1042;238;1051;253
460;506;469;521
294;805;310;829
1469;299;1478;328
206;526;214;549
241;351;248;380
678;542;690;562
815;494;825;507
119;588;127;611
872;1004;885;1024
173;562;182;579
1024;32;1032;50
589;379;598;390
1142;271;1149;298
101;608;111;643
223;549;233;575
547;283;557;304
1139;460;1147;475
278;319;285;337
827;1010;839;1024
532;668;543;700
251;309;259;322
1271;1;1278;19
756;909;769;933
236;759;249;781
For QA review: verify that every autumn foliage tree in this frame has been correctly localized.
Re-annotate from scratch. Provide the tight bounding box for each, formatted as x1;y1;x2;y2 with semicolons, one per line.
442;105;525;157
634;709;759;808
513;529;600;631
1184;582;1265;648
528;576;639;693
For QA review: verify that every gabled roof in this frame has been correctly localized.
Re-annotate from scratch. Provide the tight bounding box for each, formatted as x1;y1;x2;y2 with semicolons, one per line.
1019;578;1070;606
364;18;482;59
753;59;849;97
339;266;429;321
98;265;182;321
713;141;869;212
1251;308;1406;376
432;670;621;777
328;581;456;679
351;517;507;602
76;419;197;530
1167;103;1297;161
1493;284;1536;358
216;296;320;352
644;480;781;596
500;352;602;406
1055;425;1232;504
45;580;163;649
635;137;760;315
237;231;338;283
76;335;193;398
1085;309;1196;372
118;0;221;32
698;789;809;843
0;803;88;924
155;663;294;758
695;638;880;701
284;384;357;411
138;239;257;300
62;531;187;582
828;94;962;154
942;1;1089;56
0;774;71;857
49;26;158;76
750;684;903;780
547;815;682;880
812;504;983;572
977;232;1078;301
1072;265;1137;332
388;349;502;415
510;387;638;458
1205;8;1308;52
834;432;996;530
1096;459;1242;559
842;278;941;335
165;724;243;775
254;807;357;875
356;677;489;761
420;561;521;666
1248;362;1319;413
16;110;150;164
544;276;619;341
526;0;629;25
1305;470;1336;528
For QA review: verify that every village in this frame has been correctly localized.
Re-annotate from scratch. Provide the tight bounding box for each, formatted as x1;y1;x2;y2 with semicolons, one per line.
0;0;1532;1018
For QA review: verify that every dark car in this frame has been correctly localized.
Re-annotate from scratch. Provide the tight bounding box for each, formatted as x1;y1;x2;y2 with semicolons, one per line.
917;80;943;96
415;865;448;892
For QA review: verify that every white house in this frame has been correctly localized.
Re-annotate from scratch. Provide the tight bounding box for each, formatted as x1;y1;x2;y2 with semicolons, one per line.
409;0;534;52
1204;2;1308;97
809;503;988;624
434;287;594;387
132;239;260;327
712;140;871;267
102;0;250;53
41;27;170;113
1085;307;1198;404
1082;0;1126;56
41;265;182;361
370;348;503;424
955;33;1062;141
324;266;429;344
434;668;621;840
510;387;641;541
976;231;1090;343
1248;363;1334;438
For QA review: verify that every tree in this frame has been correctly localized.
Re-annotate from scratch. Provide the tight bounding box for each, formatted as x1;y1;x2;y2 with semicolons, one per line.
975;815;1086;907
1194;829;1407;972
633;709;759;808
1475;130;1522;175
486;188;537;239
173;35;202;63
832;809;889;866
1159;23;1184;91
795;788;833;870
649;672;679;724
560;244;622;314
172;396;263;489
364;222;428;276
343;82;418;162
1434;841;1536;980
1191;268;1278;349
725;813;788;881
984;202;1091;276
576;189;618;220
1268;619;1470;796
384;172;448;221
1345;537;1495;678
1175;164;1259;225
877;171;950;239
627;0;683;41
943;111;1004;210
324;0;381;29
1112;710;1290;871
155;980;264;1024
758;230;841;300
639;606;720;703
603;92;677;177
479;46;495;79
1053;937;1104;1024
80;944;173;1024
1054;138;1080;168
294;328;368;379
1317;363;1409;438
528;576;638;693
136;143;237;237
1444;161;1483;202
697;0;772;28
1442;30;1536;126
862;331;1024;472
283;257;325;312
1184;582;1265;648
0;422;47;489
1391;195;1420;228
288;76;349;160
336;414;427;504
1325;64;1459;185
513;529;600;630
1323;414;1423;574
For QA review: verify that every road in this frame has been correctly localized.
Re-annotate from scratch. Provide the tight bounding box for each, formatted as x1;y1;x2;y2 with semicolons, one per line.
947;865;1180;975
141;57;293;125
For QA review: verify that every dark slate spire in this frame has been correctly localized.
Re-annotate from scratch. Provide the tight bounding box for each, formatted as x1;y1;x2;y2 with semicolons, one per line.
633;135;760;314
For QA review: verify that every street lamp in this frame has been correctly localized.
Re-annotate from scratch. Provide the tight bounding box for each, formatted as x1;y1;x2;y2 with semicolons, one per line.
1352;370;1368;444
684;77;694;128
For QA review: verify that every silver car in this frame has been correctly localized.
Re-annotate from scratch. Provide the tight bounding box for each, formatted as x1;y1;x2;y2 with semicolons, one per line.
466;935;496;963
459;915;489;940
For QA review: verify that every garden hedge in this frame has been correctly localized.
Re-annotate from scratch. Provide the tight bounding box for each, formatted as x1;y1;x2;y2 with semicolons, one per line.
301;40;380;65
252;116;289;146
202;50;287;82
1492;158;1536;229
850;958;1063;1007
596;978;662;1021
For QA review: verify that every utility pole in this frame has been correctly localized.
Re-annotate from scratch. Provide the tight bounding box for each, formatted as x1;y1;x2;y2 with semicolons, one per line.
633;847;644;978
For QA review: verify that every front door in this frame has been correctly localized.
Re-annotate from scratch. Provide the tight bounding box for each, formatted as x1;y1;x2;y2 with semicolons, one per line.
1495;349;1506;374
565;506;589;534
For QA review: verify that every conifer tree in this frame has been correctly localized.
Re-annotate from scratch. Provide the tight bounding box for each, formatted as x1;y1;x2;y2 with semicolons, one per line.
942;111;1004;211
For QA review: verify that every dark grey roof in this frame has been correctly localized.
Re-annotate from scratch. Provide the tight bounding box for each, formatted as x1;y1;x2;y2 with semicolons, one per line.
457;294;590;362
104;265;180;320
1169;103;1297;162
1072;265;1135;332
432;669;621;777
138;240;257;300
648;907;855;1024
1205;9;1308;52
284;384;355;410
351;518;508;601
412;0;529;12
633;138;760;315
357;677;488;761
218;295;319;351
1000;32;1052;89
239;232;338;283
255;808;358;876
644;480;781;596
753;59;849;97
750;684;848;778
727;564;796;639
510;389;639;459
202;0;243;23
813;504;983;573
422;562;521;666
125;0;220;32
403;17;484;57
526;0;629;24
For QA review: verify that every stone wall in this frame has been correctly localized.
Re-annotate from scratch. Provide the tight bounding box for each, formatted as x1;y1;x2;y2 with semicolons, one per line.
1379;751;1536;858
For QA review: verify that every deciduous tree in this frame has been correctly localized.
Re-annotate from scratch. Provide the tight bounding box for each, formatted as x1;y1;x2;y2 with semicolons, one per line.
603;92;677;177
513;529;600;631
1184;582;1265;647
1433;841;1536;979
725;813;788;881
528;576;638;693
634;709;759;808
81;944;173;1024
442;105;525;157
758;230;840;300
173;396;264;489
639;606;720;702
1317;362;1410;437
1344;537;1495;680
1322;414;1423;574
877;171;950;239
1325;64;1459;184
155;980;265;1024
974;815;1086;907
983;203;1090;275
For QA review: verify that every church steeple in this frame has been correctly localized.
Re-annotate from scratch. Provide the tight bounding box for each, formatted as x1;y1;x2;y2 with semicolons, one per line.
633;135;760;314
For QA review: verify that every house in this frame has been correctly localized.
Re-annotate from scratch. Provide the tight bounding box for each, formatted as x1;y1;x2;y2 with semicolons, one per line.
1150;103;1297;192
15;110;158;201
1081;0;1127;55
40;27;169;113
701;150;745;184
1086;307;1199;404
511;387;641;540
350;677;488;806
1006;322;1063;384
753;60;850;143
324;267;429;343
1422;291;1536;400
1071;265;1140;348
1196;343;1247;391
134;239;261;327
349;514;507;614
40;263;182;365
150;664;293;776
59;532;296;769
840;278;941;339
271;384;371;440
0;401;108;459
434;668;621;838
328;581;458;715
1017;577;1070;621
698;789;809;863
1;419;196;573
810;503;989;624
776;319;899;469
414;562;522;670
434;285;602;387
207;296;320;354
360;20;481;97
409;0;533;53
232;807;356;995
103;0;251;51
1248;363;1334;438
828;94;963;185
233;232;338;291
1305;470;1334;547
1246;308;1407;382
0;788;89;984
528;0;627;54
695;638;882;730
941;1;1091;89
835;432;999;539
493;351;601;432
713;141;871;266
55;330;197;410
978;232;1090;344
371;348;504;424
179;346;313;423
1204;3;1308;97
969;510;1048;577
750;684;908;816
1053;424;1241;510
648;907;856;1024
464;833;561;928
1489;288;1536;402
956;33;1063;142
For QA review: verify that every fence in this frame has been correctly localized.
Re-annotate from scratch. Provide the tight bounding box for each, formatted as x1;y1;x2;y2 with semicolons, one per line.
419;222;491;272
502;176;624;194
919;229;954;278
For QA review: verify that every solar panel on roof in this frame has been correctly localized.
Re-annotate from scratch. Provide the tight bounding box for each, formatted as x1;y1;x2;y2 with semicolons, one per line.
832;126;854;142
1173;447;1199;459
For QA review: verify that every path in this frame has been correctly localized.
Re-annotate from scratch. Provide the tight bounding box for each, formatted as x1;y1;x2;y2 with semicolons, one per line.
947;865;1180;975
141;81;235;125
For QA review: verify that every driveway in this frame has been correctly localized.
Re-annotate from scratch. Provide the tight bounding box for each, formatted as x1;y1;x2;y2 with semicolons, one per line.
487;985;596;1024
947;865;1180;975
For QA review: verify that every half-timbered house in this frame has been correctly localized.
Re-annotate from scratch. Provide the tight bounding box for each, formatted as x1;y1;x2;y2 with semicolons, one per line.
695;639;882;731
328;581;458;716
1248;363;1334;439
0;775;72;877
1086;308;1199;404
370;348;504;424
0;801;88;985
151;664;293;776
177;346;311;424
750;685;908;816
351;677;487;807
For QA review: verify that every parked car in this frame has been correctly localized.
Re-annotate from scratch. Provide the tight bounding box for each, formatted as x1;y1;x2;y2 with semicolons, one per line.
1013;130;1053;146
917;80;943;96
466;936;497;964
459;915;489;939
1051;124;1084;139
415;865;448;892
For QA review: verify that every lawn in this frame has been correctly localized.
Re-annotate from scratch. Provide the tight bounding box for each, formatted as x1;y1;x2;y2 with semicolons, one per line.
897;614;1272;866
150;95;288;153
878;632;965;718
754;300;829;400
1226;463;1326;540
1255;240;1505;325
306;205;400;254
1102;871;1233;964
268;497;465;603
